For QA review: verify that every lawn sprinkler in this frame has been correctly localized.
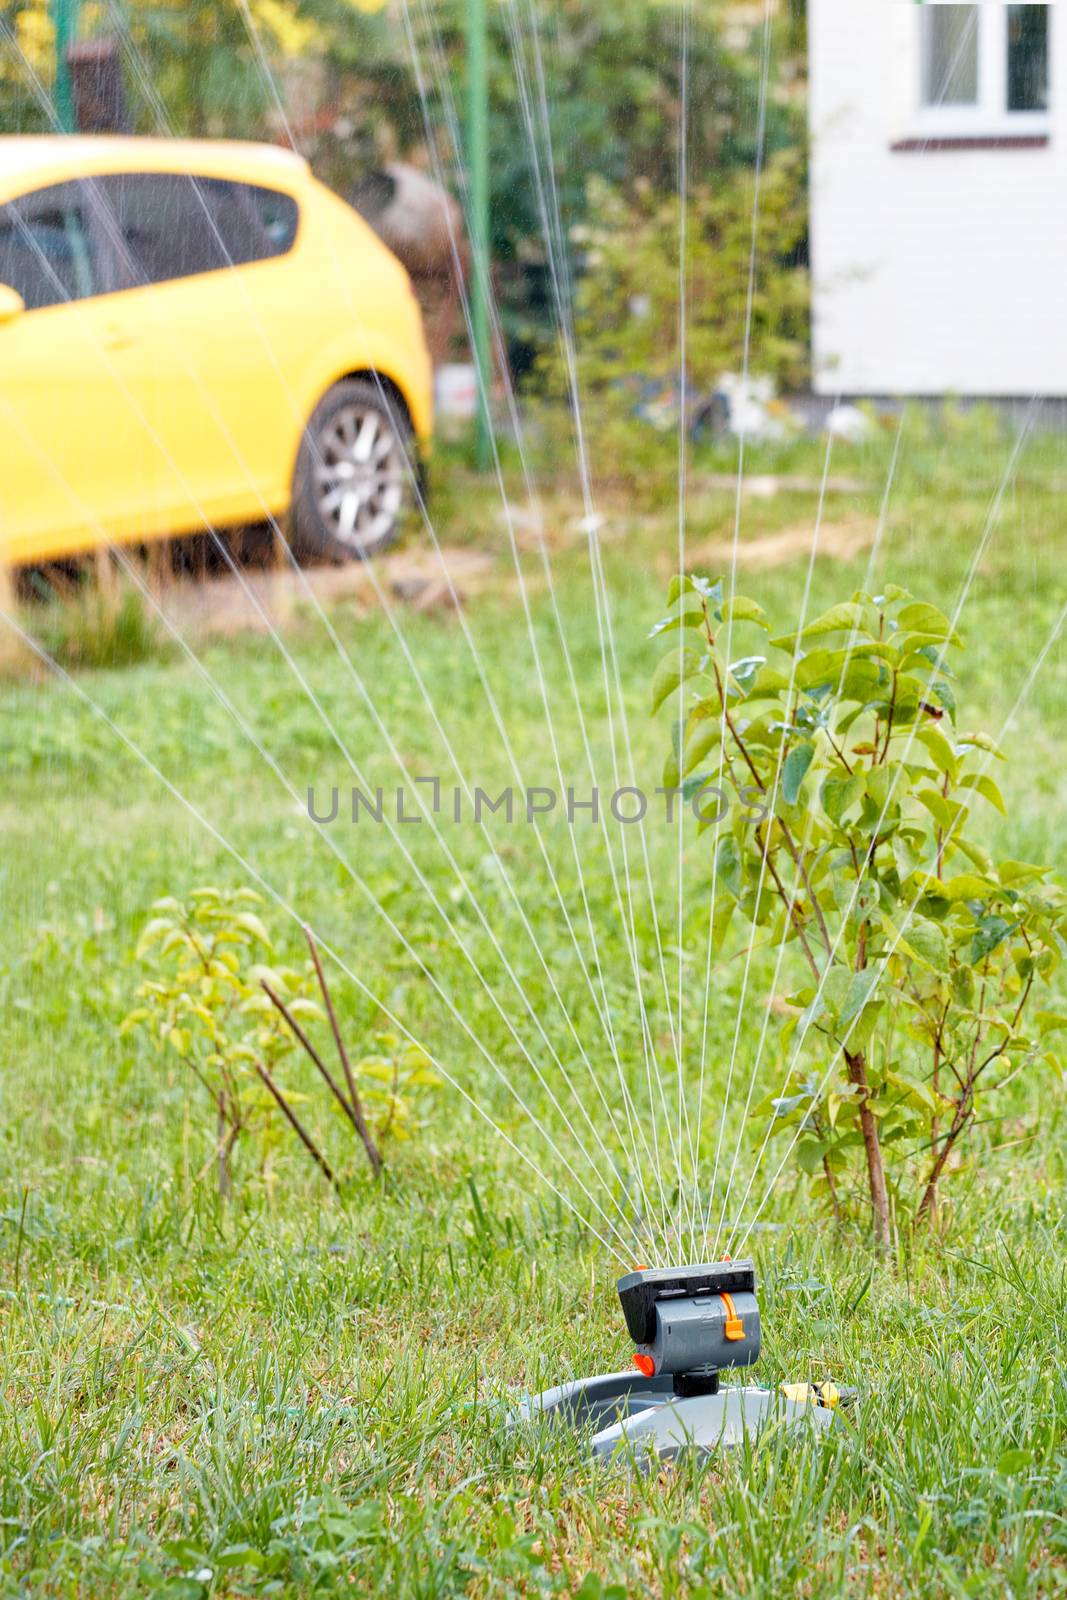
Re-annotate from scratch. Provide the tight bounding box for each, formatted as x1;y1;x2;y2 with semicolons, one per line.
519;1260;848;1464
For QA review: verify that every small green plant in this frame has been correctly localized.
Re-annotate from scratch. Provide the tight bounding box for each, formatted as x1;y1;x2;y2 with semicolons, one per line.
125;887;318;1196
347;1030;442;1142
651;577;1067;1244
30;579;161;674
127;892;442;1196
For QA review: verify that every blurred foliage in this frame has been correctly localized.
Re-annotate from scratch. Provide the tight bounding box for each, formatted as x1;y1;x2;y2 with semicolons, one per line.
21;572;163;673
350;1028;443;1143
540;147;808;417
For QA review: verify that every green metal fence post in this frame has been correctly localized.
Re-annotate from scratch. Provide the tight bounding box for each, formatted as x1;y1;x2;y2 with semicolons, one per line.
51;0;80;132
466;0;491;471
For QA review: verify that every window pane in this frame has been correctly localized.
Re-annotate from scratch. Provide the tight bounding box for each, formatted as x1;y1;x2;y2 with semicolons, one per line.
921;5;980;107
91;173;297;290
244;185;299;254
0;182;95;311
205;180;298;265
1007;5;1049;112
93;174;228;287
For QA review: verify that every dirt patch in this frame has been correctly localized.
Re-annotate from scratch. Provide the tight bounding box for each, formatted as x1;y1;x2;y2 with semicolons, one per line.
158;545;496;638
690;516;876;571
692;473;872;499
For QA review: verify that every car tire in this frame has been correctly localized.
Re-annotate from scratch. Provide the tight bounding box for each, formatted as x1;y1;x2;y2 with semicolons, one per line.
291;378;414;562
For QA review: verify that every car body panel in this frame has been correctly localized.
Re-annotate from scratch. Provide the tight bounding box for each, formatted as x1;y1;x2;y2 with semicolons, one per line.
0;136;432;566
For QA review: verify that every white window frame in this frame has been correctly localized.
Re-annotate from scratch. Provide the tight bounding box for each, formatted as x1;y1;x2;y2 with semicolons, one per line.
912;2;1051;139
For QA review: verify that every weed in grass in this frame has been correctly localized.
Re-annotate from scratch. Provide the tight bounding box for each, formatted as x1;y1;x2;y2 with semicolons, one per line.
17;578;164;676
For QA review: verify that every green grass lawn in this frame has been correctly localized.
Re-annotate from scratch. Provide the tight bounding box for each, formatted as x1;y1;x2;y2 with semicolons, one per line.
2;412;1067;1596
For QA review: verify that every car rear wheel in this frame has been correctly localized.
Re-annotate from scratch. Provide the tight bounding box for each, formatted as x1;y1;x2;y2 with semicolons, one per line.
292;378;413;562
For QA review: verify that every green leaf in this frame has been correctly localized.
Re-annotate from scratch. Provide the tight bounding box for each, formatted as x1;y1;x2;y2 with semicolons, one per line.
822;771;865;825
957;773;1007;815
717;836;743;900
896;601;962;647
840;967;881;1027
662;748;680;790
797;601;870;640
215;1546;266;1572
721;595;767;626
681;771;719;802
953;835;994;875
941;873;996;902
847;1000;884;1053
234;912;272;949
968;915;1015;965
136;918;175;957
739;663;790;700
915;787;961;832
927;678;957;719
913;724;959;779
710;896;736;949
998;859;1051;885
957;730;1007;760
952;966;976;1006
683;716;725;775
865;763;899;814
886;1069;939;1113
650;648;703;713
797;1138;828;1175
649;609;704;638
782;742;815;806
901;916;950;973
668;573;722;607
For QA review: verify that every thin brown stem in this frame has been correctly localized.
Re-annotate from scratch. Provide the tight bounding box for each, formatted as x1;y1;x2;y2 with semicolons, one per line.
916;1095;971;1224
216;1102;232;1200
758;828;823;981
844;1047;891;1249
255;1061;339;1190
880;670;897;763
826;730;854;775
262;979;382;1176
304;926;362;1124
811;1108;843;1225
779;819;833;956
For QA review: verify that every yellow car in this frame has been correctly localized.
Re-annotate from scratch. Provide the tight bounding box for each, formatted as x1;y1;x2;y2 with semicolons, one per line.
0;136;433;566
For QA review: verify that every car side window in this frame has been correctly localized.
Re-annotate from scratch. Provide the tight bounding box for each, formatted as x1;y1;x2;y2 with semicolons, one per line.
0;180;97;311
91;173;299;290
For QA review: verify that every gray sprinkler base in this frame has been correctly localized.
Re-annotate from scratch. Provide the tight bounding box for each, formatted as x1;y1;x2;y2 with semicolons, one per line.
517;1371;835;1464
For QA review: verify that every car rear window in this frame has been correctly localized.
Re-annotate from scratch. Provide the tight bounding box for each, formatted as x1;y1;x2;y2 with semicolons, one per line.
91;173;299;289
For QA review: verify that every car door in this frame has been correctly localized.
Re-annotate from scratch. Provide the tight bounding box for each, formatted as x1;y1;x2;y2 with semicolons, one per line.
0;177;154;564
88;172;303;536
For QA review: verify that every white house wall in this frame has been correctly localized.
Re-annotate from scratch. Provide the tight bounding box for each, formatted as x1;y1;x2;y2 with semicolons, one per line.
808;0;1067;395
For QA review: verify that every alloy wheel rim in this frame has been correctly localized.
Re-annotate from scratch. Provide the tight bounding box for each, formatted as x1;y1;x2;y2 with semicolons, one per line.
313;403;405;551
